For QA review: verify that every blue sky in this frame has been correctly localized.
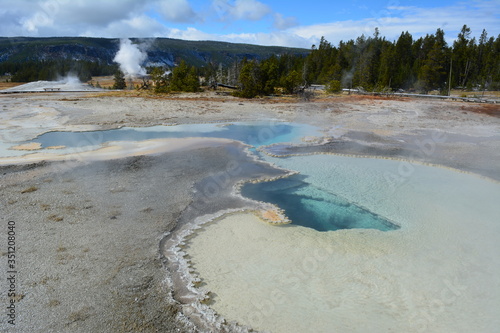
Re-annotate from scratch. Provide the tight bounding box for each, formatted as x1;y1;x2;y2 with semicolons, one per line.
0;0;498;47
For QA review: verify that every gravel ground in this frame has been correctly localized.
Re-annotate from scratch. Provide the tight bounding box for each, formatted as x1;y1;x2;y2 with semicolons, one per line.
1;142;282;332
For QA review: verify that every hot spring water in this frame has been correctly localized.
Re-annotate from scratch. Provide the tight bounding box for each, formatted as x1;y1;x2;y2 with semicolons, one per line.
1;121;405;232
242;174;399;231
26;122;319;150
20;121;400;232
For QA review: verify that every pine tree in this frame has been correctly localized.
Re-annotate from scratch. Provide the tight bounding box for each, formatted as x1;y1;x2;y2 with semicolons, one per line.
476;29;489;87
170;60;189;91
170;60;200;92
259;56;279;95
453;25;474;88
394;31;414;89
280;70;302;94
487;35;500;90
236;59;260;98
151;67;169;93
185;66;200;92
417;29;449;92
112;70;126;90
378;42;397;89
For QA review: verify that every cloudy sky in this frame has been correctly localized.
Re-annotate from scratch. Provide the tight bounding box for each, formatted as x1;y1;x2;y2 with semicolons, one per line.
0;0;498;48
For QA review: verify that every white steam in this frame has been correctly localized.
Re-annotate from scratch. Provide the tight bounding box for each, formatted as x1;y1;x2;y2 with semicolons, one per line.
113;39;147;77
59;73;81;84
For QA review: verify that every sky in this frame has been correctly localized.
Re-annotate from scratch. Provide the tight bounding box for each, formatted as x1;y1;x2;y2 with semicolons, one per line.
0;0;498;48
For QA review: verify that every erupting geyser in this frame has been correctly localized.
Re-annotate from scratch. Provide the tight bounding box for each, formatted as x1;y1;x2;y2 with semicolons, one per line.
113;38;147;77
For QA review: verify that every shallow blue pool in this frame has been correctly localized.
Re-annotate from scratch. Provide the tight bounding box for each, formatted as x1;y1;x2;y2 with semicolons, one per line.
30;122;320;149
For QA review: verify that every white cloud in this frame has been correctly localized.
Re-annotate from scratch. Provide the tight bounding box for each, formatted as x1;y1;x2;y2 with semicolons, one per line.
231;0;271;20
57;0;146;26
212;0;271;21
19;0;147;34
21;11;54;33
166;27;215;40
1;0;152;36
82;15;170;38
158;0;198;23
273;13;299;30
221;31;313;48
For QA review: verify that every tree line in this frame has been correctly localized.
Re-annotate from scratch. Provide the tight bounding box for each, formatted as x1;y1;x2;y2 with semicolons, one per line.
1;59;116;82
201;25;499;97
304;25;500;94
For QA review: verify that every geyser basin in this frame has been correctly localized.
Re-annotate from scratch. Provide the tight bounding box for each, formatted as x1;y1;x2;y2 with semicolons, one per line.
242;174;399;231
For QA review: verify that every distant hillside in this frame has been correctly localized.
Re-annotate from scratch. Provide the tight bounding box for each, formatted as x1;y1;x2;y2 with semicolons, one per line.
0;37;309;68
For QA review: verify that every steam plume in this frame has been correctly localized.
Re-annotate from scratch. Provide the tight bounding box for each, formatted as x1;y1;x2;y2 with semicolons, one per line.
113;39;147;77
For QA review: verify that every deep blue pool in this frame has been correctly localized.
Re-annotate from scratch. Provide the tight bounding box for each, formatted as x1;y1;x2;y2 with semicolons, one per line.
242;174;399;232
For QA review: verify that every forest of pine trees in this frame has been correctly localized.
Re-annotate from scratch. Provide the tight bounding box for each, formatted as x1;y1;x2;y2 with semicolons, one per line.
148;60;200;93
205;25;499;97
1;59;116;83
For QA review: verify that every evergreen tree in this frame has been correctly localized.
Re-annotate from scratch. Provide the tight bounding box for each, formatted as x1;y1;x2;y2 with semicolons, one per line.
394;31;415;89
185;66;200;92
236;59;260;98
487;35;500;90
259;55;280;95
476;29;489;87
378;42;397;89
280;70;302;94
326;80;342;93
151;67;169;93
112;70;126;89
417;29;449;92
171;60;200;92
170;60;189;91
453;25;474;88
